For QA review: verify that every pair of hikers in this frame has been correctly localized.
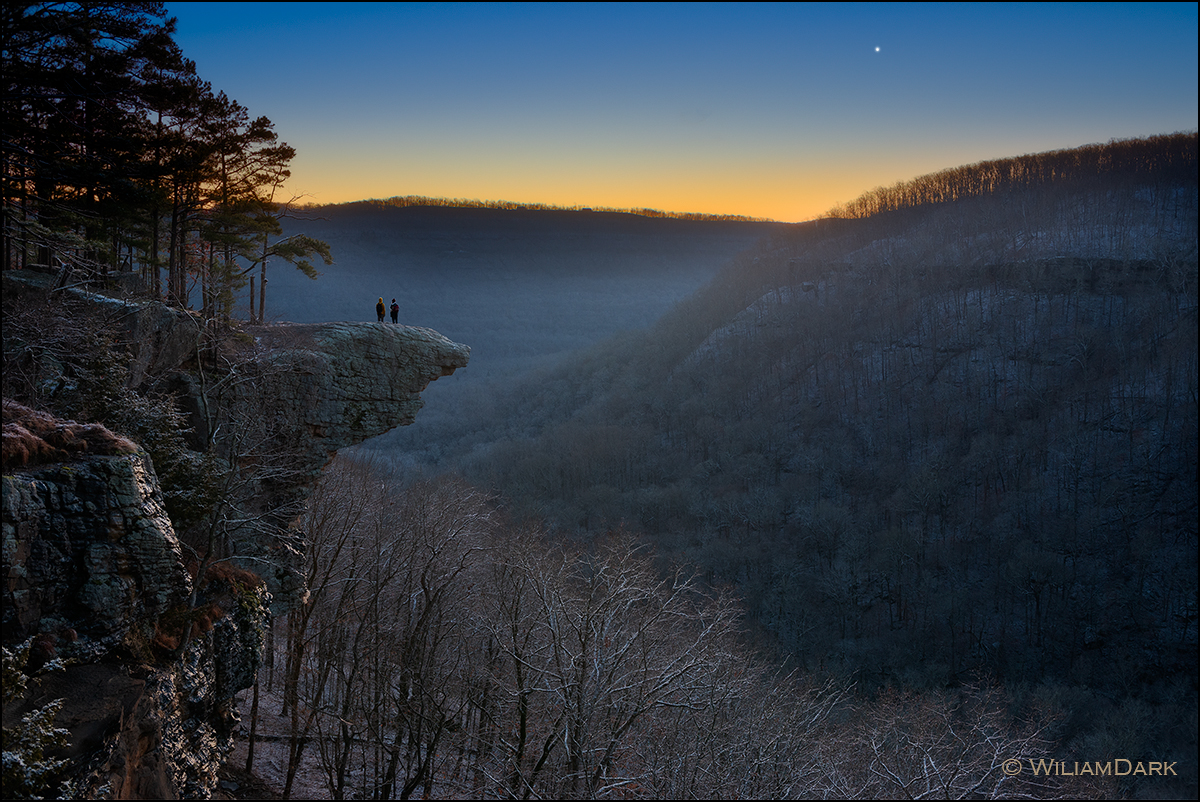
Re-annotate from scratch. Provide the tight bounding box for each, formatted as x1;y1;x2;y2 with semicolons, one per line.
376;297;400;323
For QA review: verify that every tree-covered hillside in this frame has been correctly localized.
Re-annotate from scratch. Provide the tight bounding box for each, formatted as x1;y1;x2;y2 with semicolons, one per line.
365;135;1197;785
5;8;1196;790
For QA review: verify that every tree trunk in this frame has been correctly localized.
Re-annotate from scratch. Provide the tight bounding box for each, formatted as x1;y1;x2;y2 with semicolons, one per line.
245;678;260;773
258;263;267;324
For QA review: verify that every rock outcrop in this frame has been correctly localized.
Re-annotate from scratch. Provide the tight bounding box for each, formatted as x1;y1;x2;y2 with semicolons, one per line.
2;450;271;799
2;272;470;453
2;452;190;645
246;320;469;463
194;322;470;611
2;274;470;798
5;268;471;608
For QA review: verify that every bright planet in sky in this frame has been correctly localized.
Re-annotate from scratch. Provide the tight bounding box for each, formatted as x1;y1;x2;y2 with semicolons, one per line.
165;1;1198;222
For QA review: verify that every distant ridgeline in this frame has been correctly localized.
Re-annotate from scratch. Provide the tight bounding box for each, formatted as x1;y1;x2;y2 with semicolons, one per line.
425;128;1197;722
302;195;775;223
822;132;1197;220
308;132;1196;227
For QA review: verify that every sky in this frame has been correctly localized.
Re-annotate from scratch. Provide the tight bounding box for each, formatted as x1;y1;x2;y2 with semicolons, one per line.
165;2;1197;223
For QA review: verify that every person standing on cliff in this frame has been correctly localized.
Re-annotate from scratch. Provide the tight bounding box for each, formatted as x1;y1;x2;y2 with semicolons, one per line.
390;298;399;323
376;297;385;322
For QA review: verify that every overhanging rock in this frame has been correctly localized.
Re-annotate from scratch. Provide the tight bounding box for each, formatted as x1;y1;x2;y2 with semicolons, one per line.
218;322;470;607
248;322;470;457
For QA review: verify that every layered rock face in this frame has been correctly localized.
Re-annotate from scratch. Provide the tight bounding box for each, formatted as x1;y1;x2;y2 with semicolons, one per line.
3;452;189;645
2;273;469;798
2;272;470;464
206;322;471;610
5;269;471;607
246;321;468;466
3;452;270;799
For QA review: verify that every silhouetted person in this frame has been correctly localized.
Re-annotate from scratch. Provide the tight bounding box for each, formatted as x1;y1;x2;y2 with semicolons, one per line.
390;298;399;323
376;297;385;322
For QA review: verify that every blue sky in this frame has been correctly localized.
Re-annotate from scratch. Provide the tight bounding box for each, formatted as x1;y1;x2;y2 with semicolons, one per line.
165;2;1198;221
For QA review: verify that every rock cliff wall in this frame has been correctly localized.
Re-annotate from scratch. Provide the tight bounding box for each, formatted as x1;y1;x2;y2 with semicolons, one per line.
4;269;470;609
195;321;471;611
2;451;270;798
3;452;190;645
250;321;469;451
2;272;469;798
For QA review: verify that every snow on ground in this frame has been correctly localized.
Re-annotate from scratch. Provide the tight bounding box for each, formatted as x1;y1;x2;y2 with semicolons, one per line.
222;683;482;800
222;685;326;800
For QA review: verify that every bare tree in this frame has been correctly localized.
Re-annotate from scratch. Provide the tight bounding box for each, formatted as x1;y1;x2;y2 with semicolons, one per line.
827;683;1104;799
477;532;744;799
278;459;493;800
273;455;381;798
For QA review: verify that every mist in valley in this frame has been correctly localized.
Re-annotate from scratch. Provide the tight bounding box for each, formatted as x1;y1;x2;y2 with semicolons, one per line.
270;136;1198;798
268;203;783;449
6;4;1196;796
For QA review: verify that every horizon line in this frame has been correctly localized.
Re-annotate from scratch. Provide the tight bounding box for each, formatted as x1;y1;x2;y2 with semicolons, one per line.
296;195;793;224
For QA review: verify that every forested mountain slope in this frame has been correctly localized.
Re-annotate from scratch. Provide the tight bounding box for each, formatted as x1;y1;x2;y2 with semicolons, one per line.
388;135;1197;700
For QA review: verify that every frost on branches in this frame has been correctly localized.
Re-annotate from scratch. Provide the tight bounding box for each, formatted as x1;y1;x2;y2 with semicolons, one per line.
2;639;70;801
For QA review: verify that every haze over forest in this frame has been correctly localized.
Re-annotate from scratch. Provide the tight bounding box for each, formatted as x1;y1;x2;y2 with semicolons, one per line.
274;133;1197;798
2;3;1196;797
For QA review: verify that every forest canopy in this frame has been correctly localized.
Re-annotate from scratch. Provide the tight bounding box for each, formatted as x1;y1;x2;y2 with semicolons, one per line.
1;1;330;322
362;132;1197;797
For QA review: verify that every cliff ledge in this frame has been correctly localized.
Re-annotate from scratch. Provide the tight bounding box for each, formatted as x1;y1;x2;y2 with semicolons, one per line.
2;274;469;799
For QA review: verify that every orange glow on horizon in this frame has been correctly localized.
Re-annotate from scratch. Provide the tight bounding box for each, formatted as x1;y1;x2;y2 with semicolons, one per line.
165;3;1198;226
281;140;958;224
291;185;823;223
281;168;854;223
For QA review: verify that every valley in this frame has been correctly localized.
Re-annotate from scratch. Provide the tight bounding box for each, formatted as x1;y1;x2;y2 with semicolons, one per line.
270;203;784;380
268;203;784;453
5;4;1195;796
266;136;1197;798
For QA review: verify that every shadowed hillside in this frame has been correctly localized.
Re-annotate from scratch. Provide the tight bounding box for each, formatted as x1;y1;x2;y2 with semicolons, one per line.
347;136;1198;797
